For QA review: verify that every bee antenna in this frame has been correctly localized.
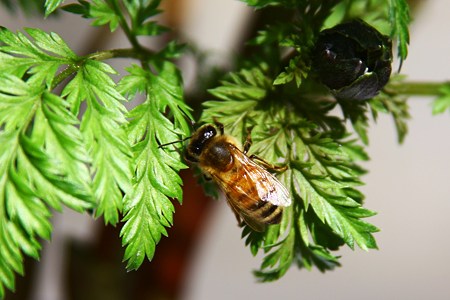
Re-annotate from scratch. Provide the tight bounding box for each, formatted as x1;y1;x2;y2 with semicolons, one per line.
159;118;197;148
158;136;191;148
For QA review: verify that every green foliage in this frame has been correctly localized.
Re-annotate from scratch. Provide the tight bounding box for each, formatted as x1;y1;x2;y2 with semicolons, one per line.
0;0;46;14
371;94;410;144
0;27;134;227
62;59;133;225
0;74;94;298
0;0;190;296
44;0;65;16
119;62;192;270
63;0;167;36
324;0;390;30
432;84;450;115
0;28;78;87
63;0;122;31
242;0;305;9
389;0;410;68
0;0;448;297
202;64;377;280
123;0;169;36
0;27;96;296
199;0;414;280
338;86;410;145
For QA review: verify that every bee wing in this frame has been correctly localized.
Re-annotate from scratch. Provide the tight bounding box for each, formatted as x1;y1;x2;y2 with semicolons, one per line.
213;150;291;208
256;168;291;207
237;153;291;207
208;148;291;232
226;195;266;232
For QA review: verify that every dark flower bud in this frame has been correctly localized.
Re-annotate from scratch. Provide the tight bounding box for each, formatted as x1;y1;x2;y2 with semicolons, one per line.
312;19;392;100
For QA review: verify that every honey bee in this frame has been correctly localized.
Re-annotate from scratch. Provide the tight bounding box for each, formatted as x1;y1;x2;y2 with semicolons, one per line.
185;120;291;232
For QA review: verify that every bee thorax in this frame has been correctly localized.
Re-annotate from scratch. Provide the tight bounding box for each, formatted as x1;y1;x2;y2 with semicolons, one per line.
201;142;234;171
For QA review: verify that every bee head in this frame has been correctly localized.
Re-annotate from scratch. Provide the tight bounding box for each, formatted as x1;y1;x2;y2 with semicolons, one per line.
185;124;217;162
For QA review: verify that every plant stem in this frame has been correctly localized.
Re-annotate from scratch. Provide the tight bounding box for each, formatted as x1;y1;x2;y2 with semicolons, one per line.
88;48;154;61
109;0;142;51
385;81;448;96
51;48;152;90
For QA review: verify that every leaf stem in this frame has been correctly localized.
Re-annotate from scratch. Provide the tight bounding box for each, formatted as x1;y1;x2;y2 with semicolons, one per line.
88;47;154;61
385;80;448;97
51;47;153;90
109;0;141;51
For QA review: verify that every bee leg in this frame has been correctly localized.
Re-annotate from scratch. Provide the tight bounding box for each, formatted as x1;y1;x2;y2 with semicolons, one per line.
228;202;244;227
212;117;224;135
243;127;287;172
249;154;288;172
203;174;212;181
243;127;253;154
235;213;245;228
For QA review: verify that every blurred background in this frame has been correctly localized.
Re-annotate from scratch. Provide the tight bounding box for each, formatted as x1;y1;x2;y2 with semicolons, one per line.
2;0;450;299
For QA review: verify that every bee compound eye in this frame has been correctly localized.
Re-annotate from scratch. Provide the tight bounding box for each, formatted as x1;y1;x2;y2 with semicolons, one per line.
202;125;217;140
187;125;217;158
312;19;392;101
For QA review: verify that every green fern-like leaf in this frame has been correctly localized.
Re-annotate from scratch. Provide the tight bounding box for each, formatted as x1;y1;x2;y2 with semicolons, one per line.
431;84;450;115
370;93;410;144
63;0;121;31
122;0;169;36
200;64;378;280
242;0;304;9
0;28;134;194
62;59;133;225
119;62;192;270
0;27;78;87
389;0;410;68
0;0;46;14
44;0;65;16
63;0;167;35
0;74;94;298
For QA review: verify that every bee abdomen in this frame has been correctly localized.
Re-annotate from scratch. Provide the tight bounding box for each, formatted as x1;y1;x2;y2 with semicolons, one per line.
250;201;283;225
